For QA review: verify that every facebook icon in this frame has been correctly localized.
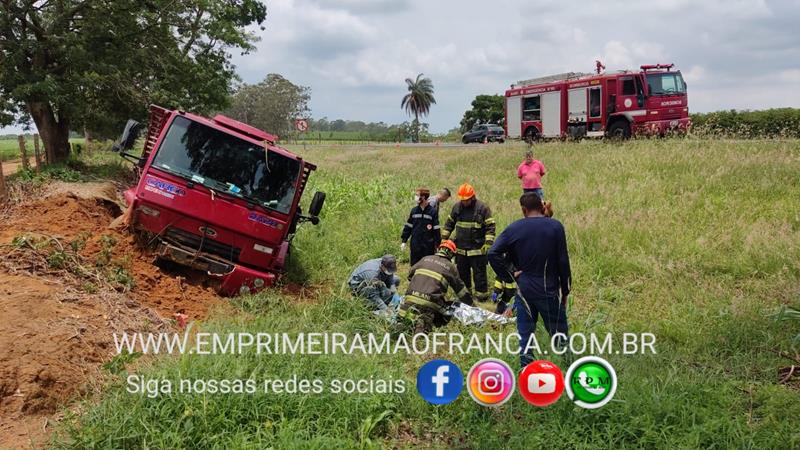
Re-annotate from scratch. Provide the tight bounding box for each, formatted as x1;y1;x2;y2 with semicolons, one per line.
416;359;463;404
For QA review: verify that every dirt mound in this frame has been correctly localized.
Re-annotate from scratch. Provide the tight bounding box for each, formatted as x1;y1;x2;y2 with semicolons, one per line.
0;188;225;319
0;185;226;448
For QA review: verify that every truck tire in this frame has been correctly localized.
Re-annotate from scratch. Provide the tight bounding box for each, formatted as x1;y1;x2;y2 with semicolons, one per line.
524;127;539;144
462;136;469;144
607;120;631;140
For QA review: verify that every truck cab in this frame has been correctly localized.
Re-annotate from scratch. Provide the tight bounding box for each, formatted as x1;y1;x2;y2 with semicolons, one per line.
114;105;325;296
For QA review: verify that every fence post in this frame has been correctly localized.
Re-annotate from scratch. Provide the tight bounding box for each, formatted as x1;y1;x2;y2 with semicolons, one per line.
33;134;41;172
18;135;30;172
0;158;6;204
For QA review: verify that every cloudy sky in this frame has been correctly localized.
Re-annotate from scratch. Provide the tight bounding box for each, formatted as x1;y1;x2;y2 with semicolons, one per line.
4;0;800;134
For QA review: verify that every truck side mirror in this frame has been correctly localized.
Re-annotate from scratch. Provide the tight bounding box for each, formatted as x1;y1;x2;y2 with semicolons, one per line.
308;191;326;217
112;119;143;152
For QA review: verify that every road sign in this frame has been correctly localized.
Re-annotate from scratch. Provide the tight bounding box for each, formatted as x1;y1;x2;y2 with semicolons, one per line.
295;119;309;132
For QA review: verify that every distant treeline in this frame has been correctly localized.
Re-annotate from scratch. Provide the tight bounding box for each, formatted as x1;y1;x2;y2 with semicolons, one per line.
691;108;800;138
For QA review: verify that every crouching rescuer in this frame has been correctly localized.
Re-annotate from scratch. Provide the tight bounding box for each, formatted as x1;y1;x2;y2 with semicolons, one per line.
441;183;495;302
398;240;473;333
348;255;401;312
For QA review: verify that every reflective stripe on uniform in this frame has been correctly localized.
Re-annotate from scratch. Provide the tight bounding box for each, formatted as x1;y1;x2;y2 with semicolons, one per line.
433;225;441;230
404;223;413;228
494;280;516;289
484;218;496;225
455;221;482;229
411;214;422;219
414;268;448;291
404;295;445;314
485;234;495;241
455;248;485;256
422;214;433;220
457;287;469;299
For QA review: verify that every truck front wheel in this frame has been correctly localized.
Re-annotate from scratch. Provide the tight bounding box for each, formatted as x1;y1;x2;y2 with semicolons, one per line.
607;120;631;140
524;127;540;144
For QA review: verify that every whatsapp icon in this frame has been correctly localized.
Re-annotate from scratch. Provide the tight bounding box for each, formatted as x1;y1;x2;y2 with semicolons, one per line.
565;356;617;409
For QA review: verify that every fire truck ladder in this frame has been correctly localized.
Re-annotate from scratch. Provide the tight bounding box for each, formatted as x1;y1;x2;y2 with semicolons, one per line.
512;72;592;88
142;105;170;160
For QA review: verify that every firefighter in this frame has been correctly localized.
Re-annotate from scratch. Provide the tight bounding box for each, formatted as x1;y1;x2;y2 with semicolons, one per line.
492;279;517;315
398;240;473;333
400;187;441;266
348;254;401;312
440;183;495;303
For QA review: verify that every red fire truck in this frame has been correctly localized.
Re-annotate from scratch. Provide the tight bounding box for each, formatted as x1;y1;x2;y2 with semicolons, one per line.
505;63;690;140
113;105;325;296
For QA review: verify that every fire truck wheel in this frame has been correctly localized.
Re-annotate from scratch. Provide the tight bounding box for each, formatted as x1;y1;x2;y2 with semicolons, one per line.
524;127;539;144
607;120;631;140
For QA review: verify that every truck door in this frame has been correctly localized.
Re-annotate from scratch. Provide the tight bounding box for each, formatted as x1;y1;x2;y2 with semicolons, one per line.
587;87;602;133
618;76;638;112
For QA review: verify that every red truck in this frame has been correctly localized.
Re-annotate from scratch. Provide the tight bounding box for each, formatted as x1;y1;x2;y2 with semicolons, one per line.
114;105;325;296
505;63;690;141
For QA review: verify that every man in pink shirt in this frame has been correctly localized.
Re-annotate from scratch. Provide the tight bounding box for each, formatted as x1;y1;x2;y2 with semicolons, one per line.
517;150;546;199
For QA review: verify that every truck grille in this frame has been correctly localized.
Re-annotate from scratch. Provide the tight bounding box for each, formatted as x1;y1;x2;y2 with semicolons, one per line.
164;227;241;263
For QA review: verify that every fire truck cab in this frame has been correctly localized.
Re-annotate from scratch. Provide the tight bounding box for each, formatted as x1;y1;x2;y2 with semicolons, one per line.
505;63;690;140
114;105;325;296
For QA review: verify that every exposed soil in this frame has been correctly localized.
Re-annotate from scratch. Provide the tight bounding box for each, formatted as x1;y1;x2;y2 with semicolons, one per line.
0;183;226;449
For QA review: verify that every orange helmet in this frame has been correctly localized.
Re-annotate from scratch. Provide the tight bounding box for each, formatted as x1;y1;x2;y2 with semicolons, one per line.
457;183;475;200
439;240;457;253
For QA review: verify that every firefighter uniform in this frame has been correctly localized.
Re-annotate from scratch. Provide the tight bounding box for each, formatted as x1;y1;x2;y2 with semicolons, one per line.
493;280;517;314
401;204;441;266
398;248;473;333
441;198;495;302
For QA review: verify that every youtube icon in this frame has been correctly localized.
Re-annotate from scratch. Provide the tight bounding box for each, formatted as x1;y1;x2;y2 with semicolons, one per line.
518;360;564;407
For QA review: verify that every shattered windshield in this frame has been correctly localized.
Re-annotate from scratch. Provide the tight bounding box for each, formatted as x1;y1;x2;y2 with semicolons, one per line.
646;72;686;96
152;116;300;214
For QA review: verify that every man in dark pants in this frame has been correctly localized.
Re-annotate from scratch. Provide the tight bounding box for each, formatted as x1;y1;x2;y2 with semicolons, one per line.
441;183;495;303
400;188;441;266
488;193;571;368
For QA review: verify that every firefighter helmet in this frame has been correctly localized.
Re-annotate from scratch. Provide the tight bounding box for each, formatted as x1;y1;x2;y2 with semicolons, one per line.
439;240;457;253
457;183;475;200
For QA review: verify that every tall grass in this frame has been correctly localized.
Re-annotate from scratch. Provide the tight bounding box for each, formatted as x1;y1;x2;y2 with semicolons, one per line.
54;138;800;449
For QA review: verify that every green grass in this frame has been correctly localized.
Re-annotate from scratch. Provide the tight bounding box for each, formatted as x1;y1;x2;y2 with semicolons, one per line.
0;137;86;162
53;138;800;449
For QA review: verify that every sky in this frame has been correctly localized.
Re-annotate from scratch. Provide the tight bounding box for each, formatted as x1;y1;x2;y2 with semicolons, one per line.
3;0;800;134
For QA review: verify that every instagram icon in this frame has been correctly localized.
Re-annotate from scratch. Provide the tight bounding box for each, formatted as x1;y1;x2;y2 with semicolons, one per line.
467;358;515;406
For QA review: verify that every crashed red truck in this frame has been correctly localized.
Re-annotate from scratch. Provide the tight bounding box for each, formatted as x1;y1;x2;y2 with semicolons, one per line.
113;105;325;296
505;63;691;141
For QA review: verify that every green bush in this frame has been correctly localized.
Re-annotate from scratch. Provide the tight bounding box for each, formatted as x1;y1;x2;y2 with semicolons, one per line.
691;108;800;138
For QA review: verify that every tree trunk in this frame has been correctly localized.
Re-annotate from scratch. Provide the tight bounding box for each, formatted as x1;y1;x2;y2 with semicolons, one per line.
414;112;420;143
27;101;71;163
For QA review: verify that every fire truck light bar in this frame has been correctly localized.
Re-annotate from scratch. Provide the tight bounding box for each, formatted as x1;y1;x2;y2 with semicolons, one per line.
641;64;674;71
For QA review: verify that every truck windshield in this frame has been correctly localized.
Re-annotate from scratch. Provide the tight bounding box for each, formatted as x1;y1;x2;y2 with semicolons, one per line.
646;72;686;96
152;115;300;214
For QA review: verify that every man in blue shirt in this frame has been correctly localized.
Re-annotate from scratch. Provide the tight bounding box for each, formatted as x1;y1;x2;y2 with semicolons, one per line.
348;255;401;312
488;193;571;367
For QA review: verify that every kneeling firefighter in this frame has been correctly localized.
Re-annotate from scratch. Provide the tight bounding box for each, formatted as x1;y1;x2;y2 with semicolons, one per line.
398;240;473;333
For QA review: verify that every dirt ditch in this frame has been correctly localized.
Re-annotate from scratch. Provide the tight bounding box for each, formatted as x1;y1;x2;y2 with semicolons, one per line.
0;183;226;448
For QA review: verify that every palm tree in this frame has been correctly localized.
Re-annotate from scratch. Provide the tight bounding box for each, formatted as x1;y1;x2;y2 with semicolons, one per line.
401;73;436;142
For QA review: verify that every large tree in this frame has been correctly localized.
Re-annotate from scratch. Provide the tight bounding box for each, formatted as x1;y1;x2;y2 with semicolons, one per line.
0;0;267;162
401;73;435;143
225;74;310;136
459;94;504;132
